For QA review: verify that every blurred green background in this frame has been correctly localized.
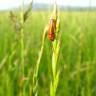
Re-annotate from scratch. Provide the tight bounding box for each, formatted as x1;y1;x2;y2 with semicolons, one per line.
0;11;96;96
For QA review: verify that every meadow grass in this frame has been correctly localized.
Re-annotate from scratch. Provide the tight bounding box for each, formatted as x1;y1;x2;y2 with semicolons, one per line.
0;11;96;96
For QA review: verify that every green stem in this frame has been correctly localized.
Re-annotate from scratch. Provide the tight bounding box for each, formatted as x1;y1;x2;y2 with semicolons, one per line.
50;29;61;96
32;26;47;96
21;0;24;74
19;0;24;96
50;41;60;96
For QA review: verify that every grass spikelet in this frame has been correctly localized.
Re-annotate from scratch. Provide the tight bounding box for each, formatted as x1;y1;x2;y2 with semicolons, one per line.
49;2;61;96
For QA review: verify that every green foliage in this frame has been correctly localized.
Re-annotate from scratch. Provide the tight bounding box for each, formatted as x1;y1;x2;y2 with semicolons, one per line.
0;11;96;96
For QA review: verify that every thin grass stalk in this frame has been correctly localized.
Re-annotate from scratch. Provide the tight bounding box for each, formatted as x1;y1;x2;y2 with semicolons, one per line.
32;26;47;96
50;3;61;96
9;1;32;96
19;0;25;96
50;37;60;96
20;0;24;76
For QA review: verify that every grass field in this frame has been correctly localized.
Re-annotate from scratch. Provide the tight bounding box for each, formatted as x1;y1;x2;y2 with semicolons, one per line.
0;10;96;96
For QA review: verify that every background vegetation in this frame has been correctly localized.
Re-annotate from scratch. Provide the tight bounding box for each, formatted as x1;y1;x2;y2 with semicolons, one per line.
0;10;96;96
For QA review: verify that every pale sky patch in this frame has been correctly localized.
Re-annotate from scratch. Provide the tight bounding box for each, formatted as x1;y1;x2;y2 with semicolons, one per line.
0;0;96;10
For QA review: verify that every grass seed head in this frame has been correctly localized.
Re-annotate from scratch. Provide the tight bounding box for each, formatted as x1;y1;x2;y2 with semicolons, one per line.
48;3;58;41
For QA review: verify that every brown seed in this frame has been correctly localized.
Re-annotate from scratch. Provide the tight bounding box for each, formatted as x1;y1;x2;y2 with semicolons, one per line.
48;19;56;41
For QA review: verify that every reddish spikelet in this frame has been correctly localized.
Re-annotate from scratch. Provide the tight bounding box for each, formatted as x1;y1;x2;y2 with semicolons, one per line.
48;19;57;41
